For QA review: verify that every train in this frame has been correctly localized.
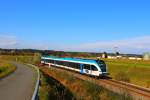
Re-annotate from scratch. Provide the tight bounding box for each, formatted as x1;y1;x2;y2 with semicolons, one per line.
41;56;108;77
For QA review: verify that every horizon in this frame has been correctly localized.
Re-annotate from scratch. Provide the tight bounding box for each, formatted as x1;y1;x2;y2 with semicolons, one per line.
0;48;144;55
0;0;150;54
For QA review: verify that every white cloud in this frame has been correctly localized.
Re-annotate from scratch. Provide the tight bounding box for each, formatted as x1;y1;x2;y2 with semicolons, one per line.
0;34;149;54
80;36;150;49
0;35;17;46
61;36;150;54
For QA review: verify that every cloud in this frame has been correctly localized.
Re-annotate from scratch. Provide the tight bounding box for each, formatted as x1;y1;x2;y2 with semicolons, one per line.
61;36;150;54
0;35;17;46
0;34;149;54
80;36;150;49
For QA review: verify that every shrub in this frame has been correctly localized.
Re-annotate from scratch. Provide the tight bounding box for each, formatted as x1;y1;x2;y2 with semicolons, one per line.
0;63;16;78
39;72;76;100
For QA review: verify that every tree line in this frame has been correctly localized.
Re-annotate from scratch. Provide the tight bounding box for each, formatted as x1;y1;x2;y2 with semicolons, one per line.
0;48;102;57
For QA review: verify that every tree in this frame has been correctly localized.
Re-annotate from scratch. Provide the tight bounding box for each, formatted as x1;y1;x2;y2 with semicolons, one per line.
116;52;120;55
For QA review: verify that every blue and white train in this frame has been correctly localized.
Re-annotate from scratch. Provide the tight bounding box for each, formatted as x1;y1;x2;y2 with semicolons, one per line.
41;56;108;77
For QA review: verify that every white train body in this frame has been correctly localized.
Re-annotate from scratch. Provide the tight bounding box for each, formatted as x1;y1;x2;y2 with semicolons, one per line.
41;56;108;77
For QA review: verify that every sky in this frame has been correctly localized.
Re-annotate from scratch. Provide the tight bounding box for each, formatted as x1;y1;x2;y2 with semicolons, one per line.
0;0;150;54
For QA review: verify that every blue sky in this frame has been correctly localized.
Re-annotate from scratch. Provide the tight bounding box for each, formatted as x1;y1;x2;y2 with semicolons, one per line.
0;0;150;54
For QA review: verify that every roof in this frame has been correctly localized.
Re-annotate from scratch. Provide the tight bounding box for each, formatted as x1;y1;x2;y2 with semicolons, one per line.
42;56;98;65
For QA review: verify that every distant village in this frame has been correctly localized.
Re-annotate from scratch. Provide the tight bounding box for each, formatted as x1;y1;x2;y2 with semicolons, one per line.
98;52;150;60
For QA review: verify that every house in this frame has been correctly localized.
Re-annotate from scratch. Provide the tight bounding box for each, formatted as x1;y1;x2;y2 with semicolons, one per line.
143;53;150;60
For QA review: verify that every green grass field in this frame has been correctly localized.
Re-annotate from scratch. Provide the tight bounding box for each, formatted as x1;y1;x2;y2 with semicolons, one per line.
103;59;150;88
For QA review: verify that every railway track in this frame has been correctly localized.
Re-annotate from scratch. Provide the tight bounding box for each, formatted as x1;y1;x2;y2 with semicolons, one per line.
99;79;150;100
40;65;150;100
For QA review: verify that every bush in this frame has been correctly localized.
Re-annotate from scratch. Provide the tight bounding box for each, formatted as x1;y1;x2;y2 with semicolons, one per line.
0;63;16;78
115;71;130;83
39;72;75;100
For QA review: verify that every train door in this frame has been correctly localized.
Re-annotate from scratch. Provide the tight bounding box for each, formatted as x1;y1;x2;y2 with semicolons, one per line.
83;64;91;75
89;65;92;75
80;64;84;74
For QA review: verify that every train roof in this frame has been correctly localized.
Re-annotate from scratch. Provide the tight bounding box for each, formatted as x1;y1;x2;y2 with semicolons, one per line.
41;56;101;65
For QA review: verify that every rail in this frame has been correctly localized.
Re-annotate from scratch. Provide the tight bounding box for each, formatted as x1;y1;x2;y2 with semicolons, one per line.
28;64;40;100
109;79;150;93
100;79;150;99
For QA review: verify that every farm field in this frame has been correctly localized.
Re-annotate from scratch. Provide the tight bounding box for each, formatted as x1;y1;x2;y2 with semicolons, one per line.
103;59;150;88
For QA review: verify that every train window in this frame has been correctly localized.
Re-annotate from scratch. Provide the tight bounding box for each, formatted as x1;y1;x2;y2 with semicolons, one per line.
78;64;80;69
51;60;54;64
69;62;72;67
91;65;98;71
55;61;57;64
66;62;79;69
64;62;68;66
75;63;80;69
96;60;106;68
50;60;53;63
55;61;59;65
71;62;74;68
45;59;48;63
61;61;65;66
73;63;78;69
59;61;63;65
60;61;63;65
73;63;76;68
67;62;71;67
70;62;74;68
58;61;60;65
44;59;81;70
53;60;55;64
49;60;51;63
84;64;91;70
71;62;75;68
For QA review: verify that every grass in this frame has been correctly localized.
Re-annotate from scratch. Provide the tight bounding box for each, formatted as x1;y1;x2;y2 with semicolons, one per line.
39;71;75;100
40;67;133;100
0;55;34;63
103;59;150;88
0;55;41;65
0;61;16;79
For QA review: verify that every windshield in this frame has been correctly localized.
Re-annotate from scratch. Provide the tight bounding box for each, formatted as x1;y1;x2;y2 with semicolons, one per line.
96;60;106;68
